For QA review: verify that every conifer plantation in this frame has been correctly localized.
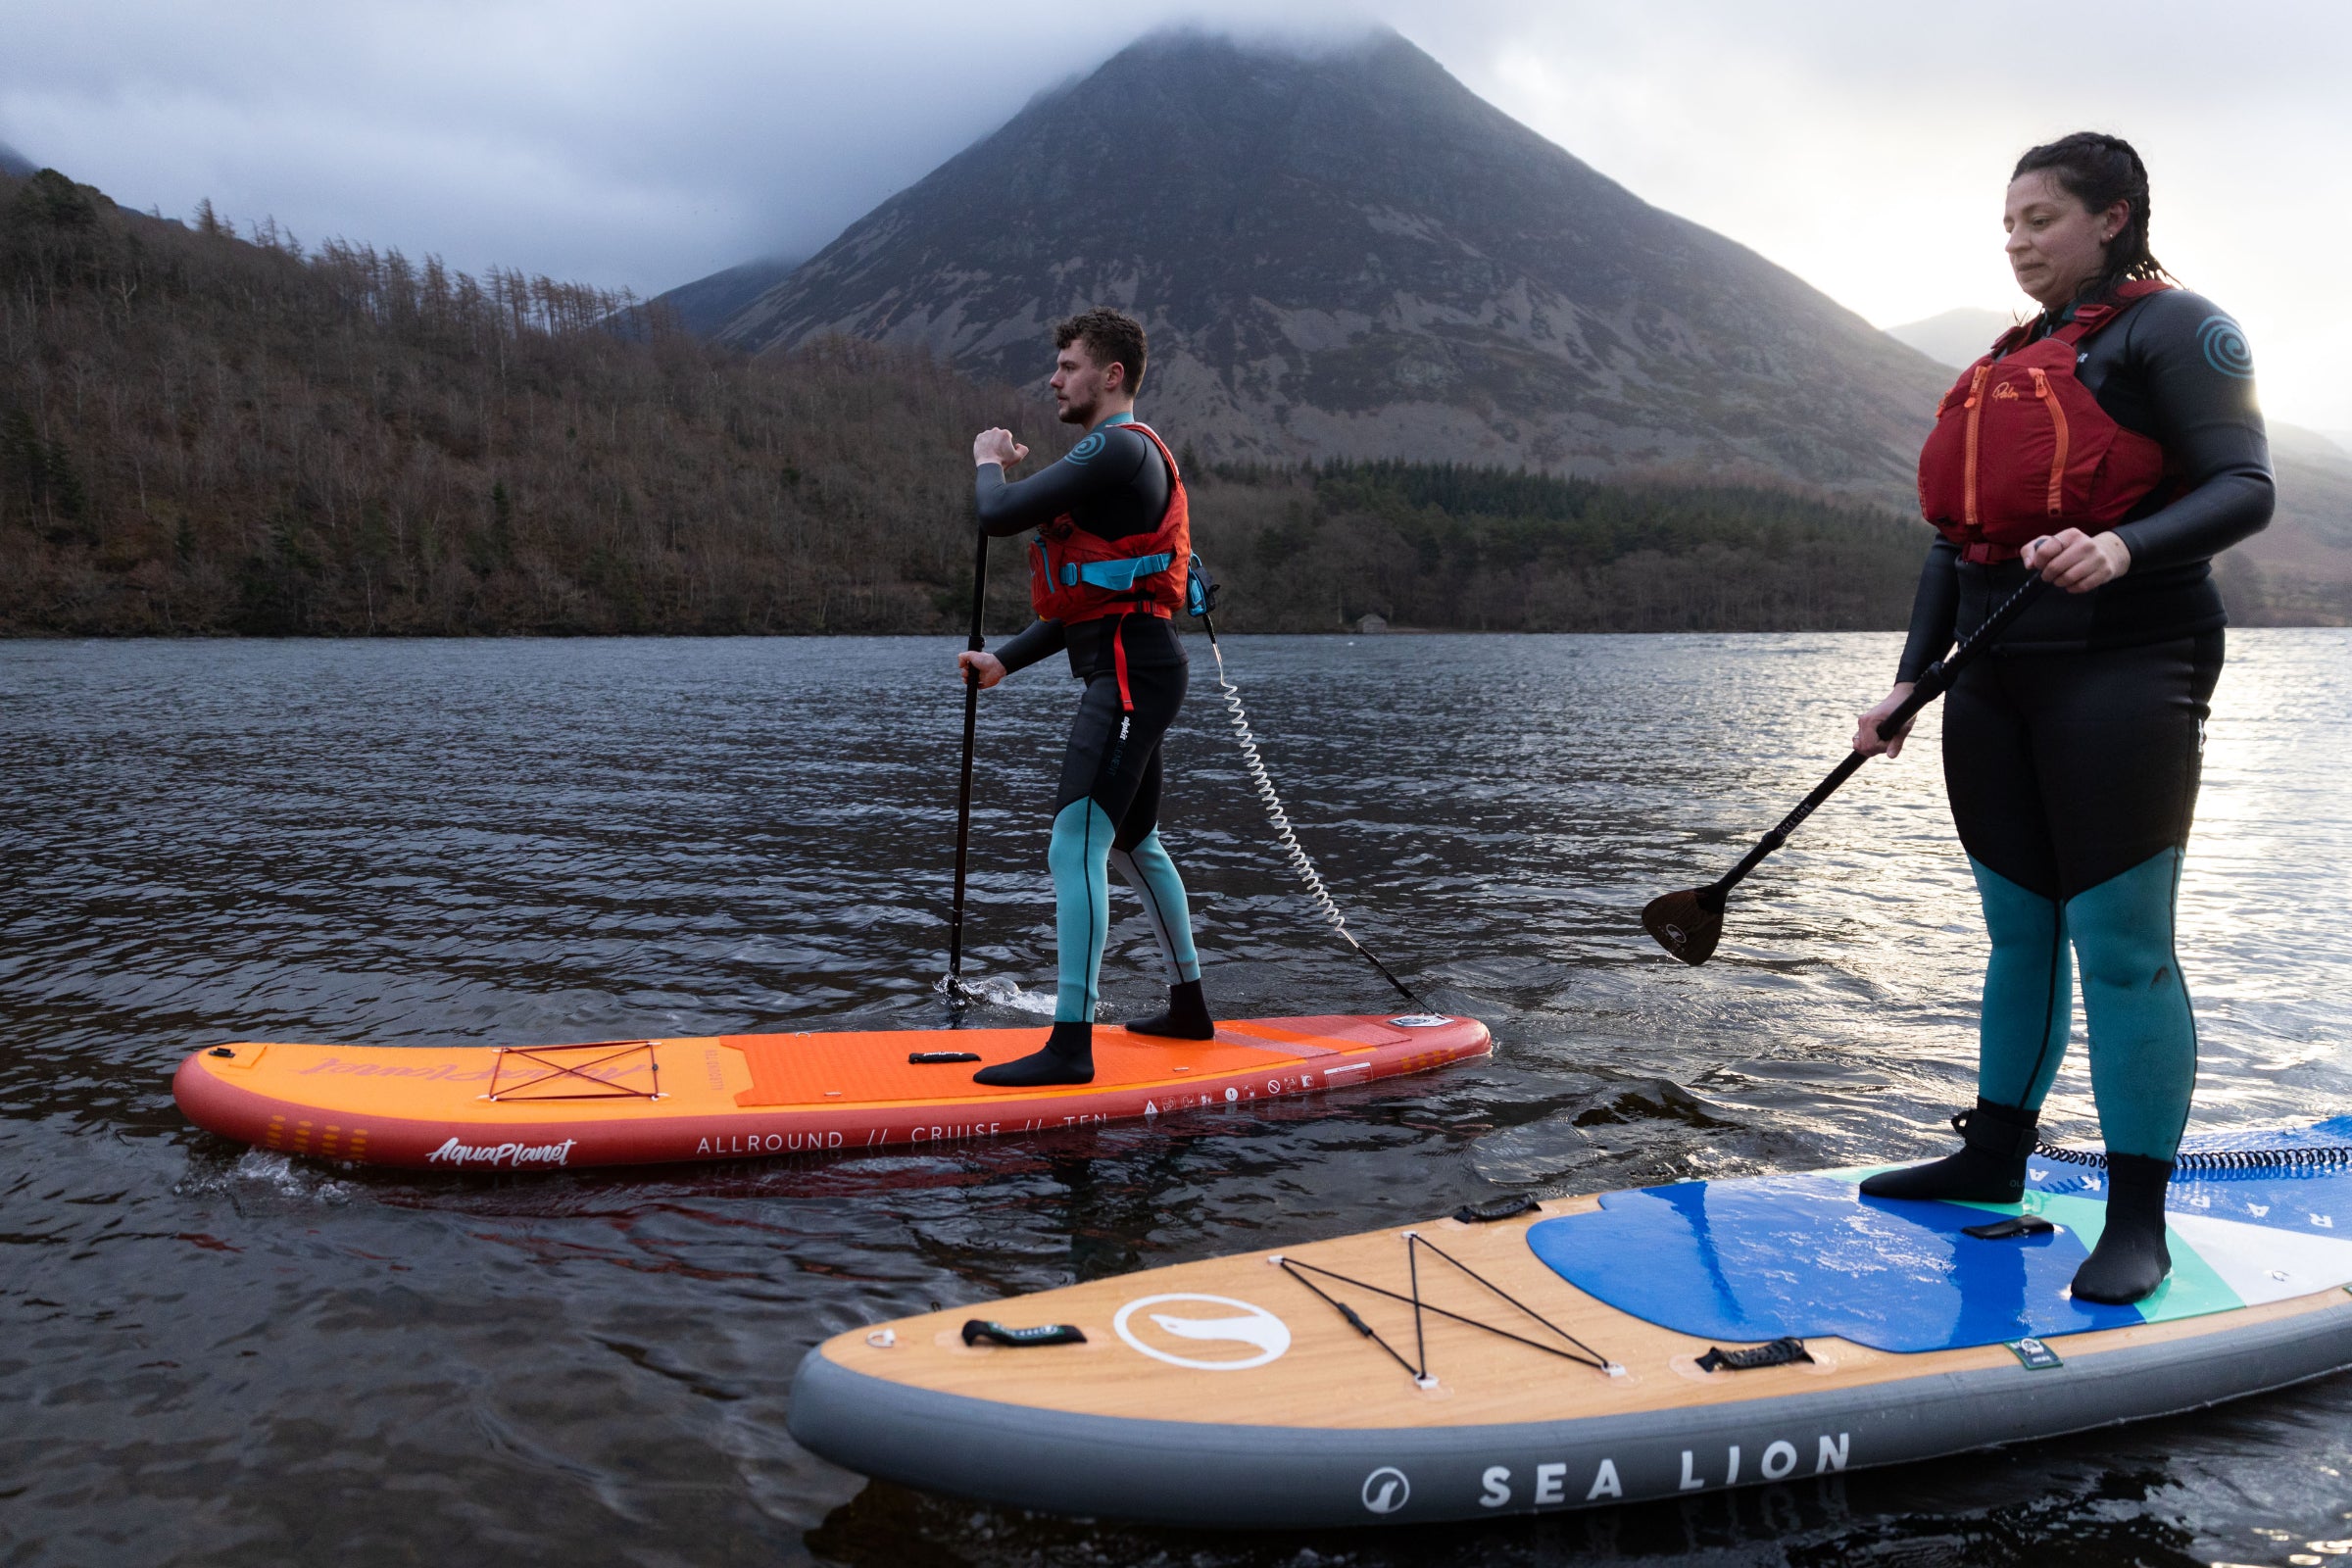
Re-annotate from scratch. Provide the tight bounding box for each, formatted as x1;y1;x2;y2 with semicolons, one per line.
0;167;1926;636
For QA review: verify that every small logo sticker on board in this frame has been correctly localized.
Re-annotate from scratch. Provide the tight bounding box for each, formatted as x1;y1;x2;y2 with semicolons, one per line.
1360;1466;1410;1513
2008;1337;2062;1370
1388;1015;1450;1028
1112;1294;1292;1370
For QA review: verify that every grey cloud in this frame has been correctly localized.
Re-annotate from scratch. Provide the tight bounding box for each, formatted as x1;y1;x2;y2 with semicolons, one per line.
1;1;2342;422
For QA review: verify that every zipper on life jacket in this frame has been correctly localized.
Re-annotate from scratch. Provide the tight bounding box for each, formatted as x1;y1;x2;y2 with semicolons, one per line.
2029;367;2069;517
1961;365;1991;530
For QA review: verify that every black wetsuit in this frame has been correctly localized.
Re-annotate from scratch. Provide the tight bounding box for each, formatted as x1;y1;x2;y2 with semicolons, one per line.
1895;287;2273;1162
975;415;1199;1032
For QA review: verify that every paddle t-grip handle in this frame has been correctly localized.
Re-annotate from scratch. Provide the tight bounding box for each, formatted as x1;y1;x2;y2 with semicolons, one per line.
1702;572;2052;908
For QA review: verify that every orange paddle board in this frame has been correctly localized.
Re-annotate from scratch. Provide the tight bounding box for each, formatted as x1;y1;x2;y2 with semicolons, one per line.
172;1012;1491;1170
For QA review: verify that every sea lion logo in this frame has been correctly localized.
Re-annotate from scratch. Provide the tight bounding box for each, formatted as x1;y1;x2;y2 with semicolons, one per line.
1361;1466;1409;1514
1111;1294;1291;1371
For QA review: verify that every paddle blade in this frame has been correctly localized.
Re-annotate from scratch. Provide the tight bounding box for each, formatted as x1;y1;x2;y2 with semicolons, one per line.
1642;888;1723;966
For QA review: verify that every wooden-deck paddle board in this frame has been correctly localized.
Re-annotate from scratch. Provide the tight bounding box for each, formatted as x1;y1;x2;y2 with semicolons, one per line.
171;1012;1490;1170
788;1118;2352;1528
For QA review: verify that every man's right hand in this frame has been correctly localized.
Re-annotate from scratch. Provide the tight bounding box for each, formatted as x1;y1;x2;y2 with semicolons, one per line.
958;651;1006;689
973;428;1029;469
1853;683;1917;759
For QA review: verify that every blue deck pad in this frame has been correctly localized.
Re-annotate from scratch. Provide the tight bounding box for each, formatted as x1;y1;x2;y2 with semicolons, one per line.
1526;1118;2352;1355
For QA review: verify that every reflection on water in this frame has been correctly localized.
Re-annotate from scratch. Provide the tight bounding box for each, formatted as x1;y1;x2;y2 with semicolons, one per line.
2;630;2349;1566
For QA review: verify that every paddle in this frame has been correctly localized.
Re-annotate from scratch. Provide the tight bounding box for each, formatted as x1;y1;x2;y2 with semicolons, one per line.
945;530;988;1003
1642;572;2052;965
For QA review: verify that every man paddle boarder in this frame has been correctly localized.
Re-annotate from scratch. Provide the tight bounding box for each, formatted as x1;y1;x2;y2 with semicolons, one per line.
956;308;1210;1086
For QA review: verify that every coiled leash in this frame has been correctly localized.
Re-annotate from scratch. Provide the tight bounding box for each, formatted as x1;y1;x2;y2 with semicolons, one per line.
2034;1136;2352;1174
1185;555;1425;1010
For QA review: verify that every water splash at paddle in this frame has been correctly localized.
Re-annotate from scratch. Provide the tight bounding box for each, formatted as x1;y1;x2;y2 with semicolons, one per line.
934;974;1057;1015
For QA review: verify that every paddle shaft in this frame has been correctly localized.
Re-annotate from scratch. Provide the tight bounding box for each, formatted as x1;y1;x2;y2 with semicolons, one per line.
1702;573;2052;908
947;530;988;979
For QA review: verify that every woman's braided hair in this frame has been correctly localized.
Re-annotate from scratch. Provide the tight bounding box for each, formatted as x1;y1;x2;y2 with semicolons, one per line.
2012;131;2169;302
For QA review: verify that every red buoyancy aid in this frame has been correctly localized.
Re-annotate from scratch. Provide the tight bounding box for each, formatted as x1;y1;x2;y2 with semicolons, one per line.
1916;280;2172;563
1028;418;1191;624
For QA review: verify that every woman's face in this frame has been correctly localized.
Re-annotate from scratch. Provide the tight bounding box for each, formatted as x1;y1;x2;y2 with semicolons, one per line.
2003;170;2130;309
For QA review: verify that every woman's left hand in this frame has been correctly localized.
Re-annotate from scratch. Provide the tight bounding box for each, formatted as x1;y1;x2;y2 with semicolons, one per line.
2023;528;2132;593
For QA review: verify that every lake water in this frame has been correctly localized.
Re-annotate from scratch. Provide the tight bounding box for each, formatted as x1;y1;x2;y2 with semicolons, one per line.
4;630;2350;1567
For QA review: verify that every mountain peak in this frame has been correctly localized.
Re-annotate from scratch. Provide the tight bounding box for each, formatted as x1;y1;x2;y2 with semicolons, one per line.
716;27;1945;493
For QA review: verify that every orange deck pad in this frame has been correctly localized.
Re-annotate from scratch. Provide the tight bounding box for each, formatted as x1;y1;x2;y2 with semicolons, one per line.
172;1014;1492;1171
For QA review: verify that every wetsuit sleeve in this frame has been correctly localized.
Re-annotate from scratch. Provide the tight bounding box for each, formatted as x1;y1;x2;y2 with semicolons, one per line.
1894;538;1961;684
992;617;1066;675
2108;292;2274;570
973;428;1153;538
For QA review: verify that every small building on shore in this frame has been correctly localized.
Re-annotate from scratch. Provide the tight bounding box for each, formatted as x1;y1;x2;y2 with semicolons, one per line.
1356;612;1389;635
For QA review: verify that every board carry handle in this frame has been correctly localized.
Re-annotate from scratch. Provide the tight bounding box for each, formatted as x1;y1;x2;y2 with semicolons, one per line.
1452;1194;1543;1224
961;1320;1086;1348
1693;1336;1813;1373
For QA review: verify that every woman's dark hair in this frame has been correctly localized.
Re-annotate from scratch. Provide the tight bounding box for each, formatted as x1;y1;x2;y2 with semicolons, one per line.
2013;131;2168;300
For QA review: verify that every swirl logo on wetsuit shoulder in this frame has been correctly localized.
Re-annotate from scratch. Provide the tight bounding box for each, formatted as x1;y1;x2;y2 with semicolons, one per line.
2197;315;2254;379
1065;430;1106;464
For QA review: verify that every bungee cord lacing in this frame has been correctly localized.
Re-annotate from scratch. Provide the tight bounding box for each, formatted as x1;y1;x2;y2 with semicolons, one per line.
1200;615;1425;1010
1270;1230;1617;1387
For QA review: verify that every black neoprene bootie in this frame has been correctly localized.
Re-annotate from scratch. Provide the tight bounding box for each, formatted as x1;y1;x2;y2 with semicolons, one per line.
2072;1152;2174;1304
1859;1099;2038;1202
1124;979;1214;1041
973;1021;1095;1087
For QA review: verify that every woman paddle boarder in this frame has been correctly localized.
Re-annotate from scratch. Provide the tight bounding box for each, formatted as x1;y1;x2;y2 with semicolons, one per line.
1851;133;2274;1303
956;308;1212;1087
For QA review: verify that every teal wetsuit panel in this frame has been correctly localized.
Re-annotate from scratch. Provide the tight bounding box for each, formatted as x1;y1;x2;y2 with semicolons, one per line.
1048;798;1117;1023
2070;848;2199;1160
1108;830;1200;985
1971;856;2073;1111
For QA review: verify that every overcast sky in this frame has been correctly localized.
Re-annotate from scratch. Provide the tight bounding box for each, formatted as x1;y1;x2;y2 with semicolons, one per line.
5;0;2346;429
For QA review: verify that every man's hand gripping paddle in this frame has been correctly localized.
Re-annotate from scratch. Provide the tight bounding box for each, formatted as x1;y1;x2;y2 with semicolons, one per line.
944;530;987;1005
1642;574;2050;965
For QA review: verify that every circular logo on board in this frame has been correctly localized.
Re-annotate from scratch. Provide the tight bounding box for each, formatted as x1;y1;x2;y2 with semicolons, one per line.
1361;1466;1410;1514
1111;1294;1292;1371
1388;1015;1452;1028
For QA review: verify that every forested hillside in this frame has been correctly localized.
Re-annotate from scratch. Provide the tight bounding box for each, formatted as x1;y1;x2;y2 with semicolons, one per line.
0;167;1927;636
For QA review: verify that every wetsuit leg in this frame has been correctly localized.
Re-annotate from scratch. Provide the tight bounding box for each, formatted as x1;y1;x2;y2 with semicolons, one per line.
1944;656;2072;1118
1105;748;1201;986
1862;661;2055;1205
1107;743;1212;1038
976;642;1188;1086
2031;634;2221;1163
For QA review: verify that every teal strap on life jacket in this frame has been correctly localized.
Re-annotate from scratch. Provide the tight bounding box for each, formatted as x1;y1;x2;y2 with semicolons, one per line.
1058;552;1173;591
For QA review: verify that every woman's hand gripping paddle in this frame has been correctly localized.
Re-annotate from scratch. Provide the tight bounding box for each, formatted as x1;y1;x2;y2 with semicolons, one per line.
1642;574;2050;965
945;530;988;1005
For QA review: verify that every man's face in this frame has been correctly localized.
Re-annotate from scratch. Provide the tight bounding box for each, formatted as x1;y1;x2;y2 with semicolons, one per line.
1050;339;1124;425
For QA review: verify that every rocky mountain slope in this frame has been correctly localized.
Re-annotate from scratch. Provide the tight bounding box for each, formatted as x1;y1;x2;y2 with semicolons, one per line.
710;29;1952;499
651;255;801;337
